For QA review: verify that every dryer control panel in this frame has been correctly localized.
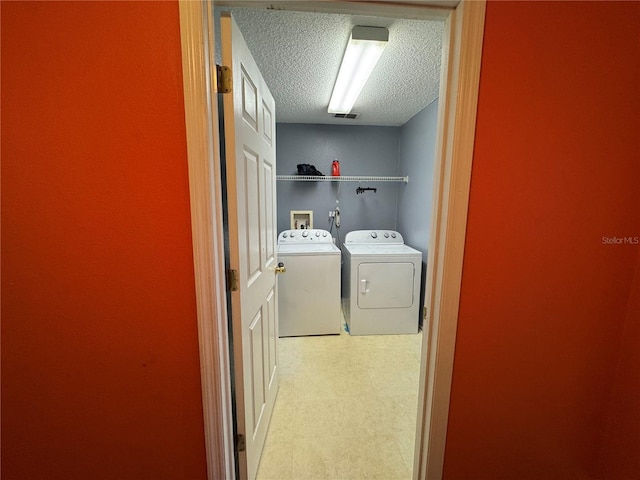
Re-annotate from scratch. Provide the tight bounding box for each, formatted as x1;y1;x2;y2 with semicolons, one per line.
278;229;333;244
344;230;404;244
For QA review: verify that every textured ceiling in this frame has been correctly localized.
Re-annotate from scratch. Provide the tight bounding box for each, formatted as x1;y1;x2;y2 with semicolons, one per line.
225;8;444;127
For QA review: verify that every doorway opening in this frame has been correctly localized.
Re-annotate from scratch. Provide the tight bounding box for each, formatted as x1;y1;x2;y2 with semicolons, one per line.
216;2;444;478
215;6;444;478
178;1;486;479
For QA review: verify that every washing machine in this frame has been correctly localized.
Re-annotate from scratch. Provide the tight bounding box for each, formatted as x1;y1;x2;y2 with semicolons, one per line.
342;230;422;335
277;229;341;337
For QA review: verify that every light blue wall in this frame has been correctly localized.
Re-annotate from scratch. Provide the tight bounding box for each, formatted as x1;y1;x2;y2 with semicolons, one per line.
397;98;439;252
276;124;402;242
396;99;439;325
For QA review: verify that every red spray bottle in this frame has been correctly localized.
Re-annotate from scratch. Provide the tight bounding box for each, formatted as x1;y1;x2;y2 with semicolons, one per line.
332;159;340;176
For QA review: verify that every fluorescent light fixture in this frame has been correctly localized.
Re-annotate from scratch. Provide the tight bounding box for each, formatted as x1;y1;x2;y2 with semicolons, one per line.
328;26;389;115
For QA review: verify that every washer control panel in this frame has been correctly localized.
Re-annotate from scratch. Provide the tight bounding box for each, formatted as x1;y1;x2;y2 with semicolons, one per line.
278;229;333;244
344;230;404;244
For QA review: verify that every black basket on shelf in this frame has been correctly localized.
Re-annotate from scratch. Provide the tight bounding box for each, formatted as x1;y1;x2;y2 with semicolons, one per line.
296;164;324;176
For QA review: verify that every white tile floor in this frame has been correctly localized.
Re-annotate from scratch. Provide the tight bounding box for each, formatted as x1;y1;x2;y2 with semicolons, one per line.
256;321;423;480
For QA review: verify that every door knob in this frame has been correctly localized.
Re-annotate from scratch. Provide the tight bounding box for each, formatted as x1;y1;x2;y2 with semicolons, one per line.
274;262;286;274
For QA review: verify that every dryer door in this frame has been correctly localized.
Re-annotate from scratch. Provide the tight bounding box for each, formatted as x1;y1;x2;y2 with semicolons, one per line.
357;262;415;309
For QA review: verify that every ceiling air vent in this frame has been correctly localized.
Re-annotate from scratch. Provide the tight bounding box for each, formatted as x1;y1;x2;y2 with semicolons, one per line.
333;113;360;119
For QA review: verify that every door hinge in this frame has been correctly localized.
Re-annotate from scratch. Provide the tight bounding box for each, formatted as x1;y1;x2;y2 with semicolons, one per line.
216;65;232;94
236;433;246;452
227;269;239;291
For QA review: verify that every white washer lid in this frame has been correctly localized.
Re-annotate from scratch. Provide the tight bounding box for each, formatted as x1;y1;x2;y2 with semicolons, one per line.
278;243;340;254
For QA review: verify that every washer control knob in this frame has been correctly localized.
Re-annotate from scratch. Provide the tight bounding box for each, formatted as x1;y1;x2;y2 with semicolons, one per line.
323;232;327;237
290;232;295;238
302;230;309;237
384;232;389;238
283;233;288;238
315;231;320;237
391;232;397;238
371;232;378;238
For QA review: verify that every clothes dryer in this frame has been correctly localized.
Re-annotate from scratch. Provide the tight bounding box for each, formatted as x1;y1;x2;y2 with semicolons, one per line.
277;229;341;336
342;230;422;335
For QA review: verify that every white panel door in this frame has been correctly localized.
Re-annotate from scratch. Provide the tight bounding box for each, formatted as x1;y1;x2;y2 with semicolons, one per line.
220;13;279;480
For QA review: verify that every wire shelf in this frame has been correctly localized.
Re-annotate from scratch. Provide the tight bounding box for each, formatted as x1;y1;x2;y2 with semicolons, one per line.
276;175;409;183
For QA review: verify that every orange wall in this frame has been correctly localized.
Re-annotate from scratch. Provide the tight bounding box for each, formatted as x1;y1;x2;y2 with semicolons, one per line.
597;246;640;479
444;2;639;479
2;2;208;479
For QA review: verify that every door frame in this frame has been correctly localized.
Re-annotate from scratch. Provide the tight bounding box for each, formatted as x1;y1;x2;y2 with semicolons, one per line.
178;1;486;479
179;2;235;479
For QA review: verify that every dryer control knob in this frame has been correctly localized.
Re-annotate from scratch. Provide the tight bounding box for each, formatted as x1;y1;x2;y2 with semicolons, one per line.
371;232;378;238
290;232;295;238
323;232;327;237
384;232;389;238
315;231;320;237
302;231;309;237
391;233;397;238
